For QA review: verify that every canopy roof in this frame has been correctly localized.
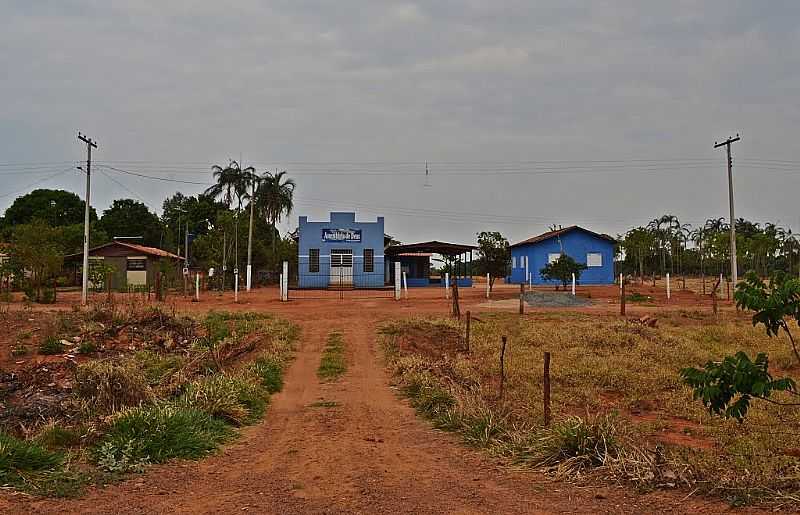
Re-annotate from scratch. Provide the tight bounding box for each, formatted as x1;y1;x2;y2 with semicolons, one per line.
386;241;476;256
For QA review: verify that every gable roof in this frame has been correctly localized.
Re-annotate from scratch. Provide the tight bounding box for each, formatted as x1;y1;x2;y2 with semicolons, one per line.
65;241;183;260
511;226;616;248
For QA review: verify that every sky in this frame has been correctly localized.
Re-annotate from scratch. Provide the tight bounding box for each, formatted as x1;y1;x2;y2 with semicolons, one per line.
2;1;800;245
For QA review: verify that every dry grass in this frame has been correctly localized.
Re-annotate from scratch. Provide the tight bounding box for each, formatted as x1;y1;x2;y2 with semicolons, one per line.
380;311;800;507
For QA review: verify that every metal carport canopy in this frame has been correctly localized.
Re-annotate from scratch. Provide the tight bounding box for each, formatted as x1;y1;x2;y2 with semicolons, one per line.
385;241;477;257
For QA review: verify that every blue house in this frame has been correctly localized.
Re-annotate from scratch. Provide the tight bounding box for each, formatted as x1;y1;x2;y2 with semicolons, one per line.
509;226;616;285
297;212;386;288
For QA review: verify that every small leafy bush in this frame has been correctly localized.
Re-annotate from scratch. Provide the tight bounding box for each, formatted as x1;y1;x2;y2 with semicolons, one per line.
39;336;65;355
78;340;98;354
97;404;232;465
680;352;797;421
95;441;150;473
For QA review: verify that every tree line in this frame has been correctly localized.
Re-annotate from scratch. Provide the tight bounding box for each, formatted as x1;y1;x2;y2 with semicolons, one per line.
618;214;800;281
0;161;297;299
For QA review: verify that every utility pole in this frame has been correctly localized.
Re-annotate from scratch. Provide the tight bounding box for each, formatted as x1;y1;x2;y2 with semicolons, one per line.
246;168;256;292
185;218;190;267
77;132;97;306
714;134;741;287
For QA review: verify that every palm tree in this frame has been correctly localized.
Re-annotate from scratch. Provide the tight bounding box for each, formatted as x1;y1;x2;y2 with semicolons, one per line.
255;170;296;257
205;160;256;275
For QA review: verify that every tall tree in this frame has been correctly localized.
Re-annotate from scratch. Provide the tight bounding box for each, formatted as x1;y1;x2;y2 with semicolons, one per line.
205;161;256;272
3;189;97;227
96;199;164;248
255;170;296;256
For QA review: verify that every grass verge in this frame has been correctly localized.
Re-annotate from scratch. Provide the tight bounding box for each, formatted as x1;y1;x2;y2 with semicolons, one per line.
318;331;347;381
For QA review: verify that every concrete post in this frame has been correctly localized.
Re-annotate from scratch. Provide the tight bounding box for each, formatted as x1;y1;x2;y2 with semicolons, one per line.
195;273;200;302
234;270;239;303
666;272;671;300
402;271;408;299
571;273;576;296
246;264;252;292
394;262;401;300
282;261;289;301
445;272;450;299
486;273;490;299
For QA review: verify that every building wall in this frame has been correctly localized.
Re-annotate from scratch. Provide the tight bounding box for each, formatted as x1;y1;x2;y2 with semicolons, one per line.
297;212;385;288
509;229;615;285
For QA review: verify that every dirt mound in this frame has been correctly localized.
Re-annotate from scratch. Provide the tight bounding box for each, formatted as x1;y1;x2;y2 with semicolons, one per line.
524;291;592;307
391;321;462;360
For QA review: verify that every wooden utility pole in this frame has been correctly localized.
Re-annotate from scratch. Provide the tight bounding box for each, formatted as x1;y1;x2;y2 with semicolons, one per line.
464;311;471;352
620;279;626;316
499;336;507;402
77;132;97;307
519;283;525;315
714;134;741;288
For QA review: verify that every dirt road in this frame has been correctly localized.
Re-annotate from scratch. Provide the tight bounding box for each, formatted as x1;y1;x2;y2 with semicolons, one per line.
3;290;742;514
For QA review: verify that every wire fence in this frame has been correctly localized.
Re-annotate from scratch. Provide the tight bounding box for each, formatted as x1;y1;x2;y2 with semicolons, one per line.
288;271;394;299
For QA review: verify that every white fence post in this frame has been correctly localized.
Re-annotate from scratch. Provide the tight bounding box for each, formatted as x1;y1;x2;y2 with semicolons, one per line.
195;273;200;302
571;273;576;296
279;273;283;300
282;261;288;301
486;273;490;299
445;272;450;299
666;272;671;300
402;271;408;299
528;272;532;289
234;270;239;303
619;273;623;291
394;262;401;300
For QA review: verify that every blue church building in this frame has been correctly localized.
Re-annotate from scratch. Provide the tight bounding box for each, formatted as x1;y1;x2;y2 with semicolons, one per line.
297;212;386;288
509;226;616;285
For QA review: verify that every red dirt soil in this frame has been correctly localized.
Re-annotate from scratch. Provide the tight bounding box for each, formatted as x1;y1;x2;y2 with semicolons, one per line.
0;286;755;514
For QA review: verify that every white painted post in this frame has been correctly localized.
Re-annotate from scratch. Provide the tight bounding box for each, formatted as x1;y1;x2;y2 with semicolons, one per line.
246;264;252;292
279;273;283;300
528;272;532;289
445;272;450;299
666;272;671;300
234;270;239;303
394;262;401;300
282;261;288;301
402;271;408;299
619;273;623;291
486;273;490;299
571;273;576;296
195;273;200;302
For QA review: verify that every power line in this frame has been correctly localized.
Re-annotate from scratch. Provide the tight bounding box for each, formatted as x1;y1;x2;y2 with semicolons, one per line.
0;168;74;199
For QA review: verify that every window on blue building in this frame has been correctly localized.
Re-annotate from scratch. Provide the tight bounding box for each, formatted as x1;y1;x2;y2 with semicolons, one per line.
364;248;374;273
309;249;320;273
587;253;602;267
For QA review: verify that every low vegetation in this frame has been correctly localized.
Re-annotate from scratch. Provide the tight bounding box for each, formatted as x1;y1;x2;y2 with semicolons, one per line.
380;312;800;507
318;331;347;381
0;304;298;497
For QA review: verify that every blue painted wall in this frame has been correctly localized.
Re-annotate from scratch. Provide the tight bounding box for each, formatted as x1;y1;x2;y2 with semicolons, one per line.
509;228;615;285
298;212;385;288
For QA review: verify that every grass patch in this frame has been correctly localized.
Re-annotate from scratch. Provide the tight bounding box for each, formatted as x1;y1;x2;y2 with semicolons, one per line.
96;404;233;468
318;331;346;381
39;335;65;355
35;424;82;449
0;431;84;497
77;340;98;354
379;313;800;507
308;400;339;408
249;357;284;394
75;360;154;415
625;292;653;303
180;374;267;426
133;350;185;386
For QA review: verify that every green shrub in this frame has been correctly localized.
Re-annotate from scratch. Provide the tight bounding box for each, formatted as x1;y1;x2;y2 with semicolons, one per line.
11;343;29;356
97;404;233;465
95;441;150;473
39;336;65;355
533;414;626;471
180;374;267;426
0;431;67;493
75;360;154;415
249;358;284;393
78;340;98;354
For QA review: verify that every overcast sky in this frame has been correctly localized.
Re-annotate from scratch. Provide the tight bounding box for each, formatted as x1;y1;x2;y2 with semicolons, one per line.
2;1;799;245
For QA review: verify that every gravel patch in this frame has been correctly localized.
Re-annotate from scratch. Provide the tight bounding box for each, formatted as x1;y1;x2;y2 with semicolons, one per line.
524;291;592;307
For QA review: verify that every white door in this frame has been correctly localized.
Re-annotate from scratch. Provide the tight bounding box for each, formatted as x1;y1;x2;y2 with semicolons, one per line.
330;249;353;286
